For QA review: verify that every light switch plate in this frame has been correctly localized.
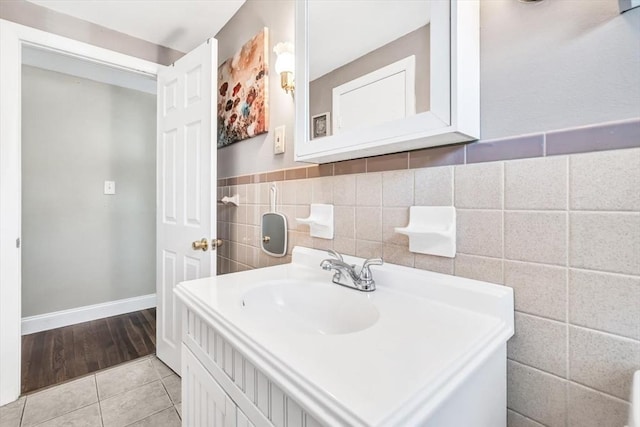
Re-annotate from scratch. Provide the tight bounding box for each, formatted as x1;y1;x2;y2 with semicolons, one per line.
274;125;285;154
104;180;116;195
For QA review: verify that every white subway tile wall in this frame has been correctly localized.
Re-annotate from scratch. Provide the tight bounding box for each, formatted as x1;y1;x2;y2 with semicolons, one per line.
217;147;640;427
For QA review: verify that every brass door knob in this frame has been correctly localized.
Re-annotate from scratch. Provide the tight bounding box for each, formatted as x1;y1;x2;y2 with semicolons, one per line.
192;238;209;251
262;236;271;243
212;239;223;250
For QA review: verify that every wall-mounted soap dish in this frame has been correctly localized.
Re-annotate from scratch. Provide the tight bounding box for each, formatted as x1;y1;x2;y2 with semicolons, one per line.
218;194;240;206
296;204;334;239
395;206;456;258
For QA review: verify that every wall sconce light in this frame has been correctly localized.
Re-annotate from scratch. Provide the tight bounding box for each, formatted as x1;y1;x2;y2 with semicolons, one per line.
274;41;295;95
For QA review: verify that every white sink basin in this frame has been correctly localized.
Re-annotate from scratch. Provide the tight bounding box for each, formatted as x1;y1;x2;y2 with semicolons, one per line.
241;280;379;335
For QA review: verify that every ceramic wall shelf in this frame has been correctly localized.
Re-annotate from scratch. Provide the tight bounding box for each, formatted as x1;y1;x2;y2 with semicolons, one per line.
296;204;334;239
219;194;240;206
395;206;456;258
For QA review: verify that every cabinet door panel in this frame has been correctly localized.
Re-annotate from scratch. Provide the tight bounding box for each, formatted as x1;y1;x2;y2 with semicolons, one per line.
182;345;236;427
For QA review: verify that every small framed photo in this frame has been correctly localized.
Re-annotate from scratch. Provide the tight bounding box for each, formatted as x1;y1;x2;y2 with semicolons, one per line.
311;112;330;139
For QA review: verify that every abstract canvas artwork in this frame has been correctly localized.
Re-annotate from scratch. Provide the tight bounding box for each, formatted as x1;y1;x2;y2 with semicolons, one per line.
217;28;269;148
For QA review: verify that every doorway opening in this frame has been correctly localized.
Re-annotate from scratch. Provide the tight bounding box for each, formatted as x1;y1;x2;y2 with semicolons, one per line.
1;22;217;405
20;45;158;393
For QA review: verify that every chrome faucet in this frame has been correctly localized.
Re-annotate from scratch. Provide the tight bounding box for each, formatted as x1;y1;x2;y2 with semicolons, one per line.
320;250;383;292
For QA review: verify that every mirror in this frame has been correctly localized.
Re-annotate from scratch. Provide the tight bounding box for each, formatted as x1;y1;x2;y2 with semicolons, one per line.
308;1;430;139
619;0;640;13
295;0;479;163
261;212;287;257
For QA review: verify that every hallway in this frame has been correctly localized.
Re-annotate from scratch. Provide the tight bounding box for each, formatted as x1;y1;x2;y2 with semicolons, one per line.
21;309;156;394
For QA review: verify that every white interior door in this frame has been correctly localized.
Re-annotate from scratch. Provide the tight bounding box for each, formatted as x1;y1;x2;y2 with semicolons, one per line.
157;39;217;375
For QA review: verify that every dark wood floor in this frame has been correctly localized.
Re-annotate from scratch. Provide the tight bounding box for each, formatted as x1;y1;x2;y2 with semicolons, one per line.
21;308;156;394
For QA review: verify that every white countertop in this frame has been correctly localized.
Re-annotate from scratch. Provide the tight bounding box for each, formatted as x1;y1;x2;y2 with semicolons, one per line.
175;247;514;426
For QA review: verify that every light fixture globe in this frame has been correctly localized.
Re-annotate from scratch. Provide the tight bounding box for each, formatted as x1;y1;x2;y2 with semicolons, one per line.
274;41;295;94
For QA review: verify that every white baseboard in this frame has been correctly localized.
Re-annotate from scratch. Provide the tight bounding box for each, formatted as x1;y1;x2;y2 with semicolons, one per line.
21;293;156;335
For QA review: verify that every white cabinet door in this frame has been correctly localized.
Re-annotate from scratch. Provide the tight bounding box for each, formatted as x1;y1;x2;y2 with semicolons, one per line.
182;345;238;427
157;39;217;375
332;56;416;134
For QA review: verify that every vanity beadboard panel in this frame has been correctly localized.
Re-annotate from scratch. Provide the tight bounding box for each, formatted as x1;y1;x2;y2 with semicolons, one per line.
182;345;244;426
182;306;323;427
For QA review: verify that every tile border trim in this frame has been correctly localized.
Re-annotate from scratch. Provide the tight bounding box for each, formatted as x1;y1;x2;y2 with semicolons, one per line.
218;118;640;184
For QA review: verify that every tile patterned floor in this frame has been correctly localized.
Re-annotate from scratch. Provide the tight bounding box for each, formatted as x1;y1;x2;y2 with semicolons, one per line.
0;355;181;427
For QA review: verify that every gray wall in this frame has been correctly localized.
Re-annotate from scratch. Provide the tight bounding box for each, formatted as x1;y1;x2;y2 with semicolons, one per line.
217;0;640;177
0;0;183;65
215;0;296;179
22;66;157;317
481;0;640;139
309;25;430;128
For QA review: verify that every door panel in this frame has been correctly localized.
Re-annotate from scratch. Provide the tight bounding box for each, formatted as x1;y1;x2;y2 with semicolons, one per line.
161;250;178;345
184;256;201;282
185;121;202;226
162;130;178;223
157;39;217;374
185;65;203;106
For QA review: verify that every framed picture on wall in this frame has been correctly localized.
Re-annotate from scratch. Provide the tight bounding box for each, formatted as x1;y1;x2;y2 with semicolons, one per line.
311;112;330;139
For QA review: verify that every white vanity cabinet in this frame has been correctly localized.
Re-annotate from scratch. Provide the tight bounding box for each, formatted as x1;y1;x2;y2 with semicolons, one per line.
180;304;324;427
176;247;514;427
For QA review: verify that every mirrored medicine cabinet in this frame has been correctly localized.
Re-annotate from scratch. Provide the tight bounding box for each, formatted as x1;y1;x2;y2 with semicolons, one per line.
294;0;479;164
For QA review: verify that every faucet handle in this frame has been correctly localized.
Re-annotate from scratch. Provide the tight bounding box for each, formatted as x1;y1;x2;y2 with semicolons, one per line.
326;249;344;261
360;258;383;282
362;258;383;269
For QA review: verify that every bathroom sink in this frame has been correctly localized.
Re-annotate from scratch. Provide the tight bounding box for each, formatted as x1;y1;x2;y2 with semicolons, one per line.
240;279;379;335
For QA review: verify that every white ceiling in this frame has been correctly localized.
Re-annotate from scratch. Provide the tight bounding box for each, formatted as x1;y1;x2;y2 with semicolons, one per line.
309;0;430;81
27;0;430;82
27;0;246;53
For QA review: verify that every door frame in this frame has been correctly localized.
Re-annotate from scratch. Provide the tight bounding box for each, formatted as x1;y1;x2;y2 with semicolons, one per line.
0;19;161;406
